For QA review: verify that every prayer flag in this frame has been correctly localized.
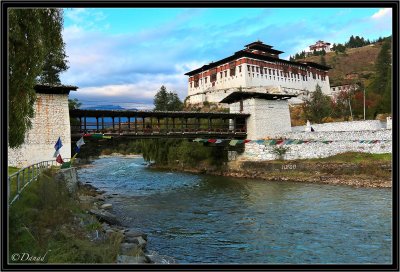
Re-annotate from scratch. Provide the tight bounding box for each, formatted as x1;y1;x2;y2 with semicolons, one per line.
229;140;238;146
268;139;277;145
76;137;85;148
103;136;112;139
53;149;60;158
276;140;284;145
56;154;64;164
215;139;223;144
83;133;92;137
74;146;80;153
91;134;103;139
54;137;62;151
61;161;71;169
193;138;202;142
208;139;217;143
244;139;251;143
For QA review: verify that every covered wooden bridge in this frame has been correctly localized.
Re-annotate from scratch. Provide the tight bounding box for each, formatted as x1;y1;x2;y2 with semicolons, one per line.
69;109;250;140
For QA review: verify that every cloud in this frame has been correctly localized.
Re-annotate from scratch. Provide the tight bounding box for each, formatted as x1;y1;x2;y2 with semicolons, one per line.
371;8;391;19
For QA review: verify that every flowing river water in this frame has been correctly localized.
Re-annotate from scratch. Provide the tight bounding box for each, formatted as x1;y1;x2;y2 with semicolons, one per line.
77;156;392;264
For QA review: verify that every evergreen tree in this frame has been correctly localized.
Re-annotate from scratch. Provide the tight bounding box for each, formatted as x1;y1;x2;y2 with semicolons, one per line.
153;85;183;111
9;8;68;148
302;85;332;123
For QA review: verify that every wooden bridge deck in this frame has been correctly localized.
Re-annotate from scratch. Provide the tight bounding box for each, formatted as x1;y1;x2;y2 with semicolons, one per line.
70;109;250;140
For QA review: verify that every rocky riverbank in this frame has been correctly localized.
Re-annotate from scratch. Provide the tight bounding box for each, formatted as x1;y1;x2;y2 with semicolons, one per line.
77;182;175;264
149;158;392;188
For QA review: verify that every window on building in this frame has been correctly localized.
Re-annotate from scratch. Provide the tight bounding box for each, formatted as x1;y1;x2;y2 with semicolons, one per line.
224;70;227;77
252;66;255;72
256;67;259;73
230;67;236;76
190;82;192;88
210;72;217;82
194;80;199;87
260;67;263;74
247;65;250;71
269;69;271;75
280;71;283;76
239;66;242;73
205;77;208;83
220;72;223;78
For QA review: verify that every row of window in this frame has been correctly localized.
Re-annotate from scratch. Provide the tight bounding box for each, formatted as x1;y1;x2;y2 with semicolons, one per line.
190;65;326;88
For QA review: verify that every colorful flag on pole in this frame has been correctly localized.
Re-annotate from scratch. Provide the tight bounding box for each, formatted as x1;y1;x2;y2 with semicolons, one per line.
54;137;62;151
56;154;64;164
215;139;223;144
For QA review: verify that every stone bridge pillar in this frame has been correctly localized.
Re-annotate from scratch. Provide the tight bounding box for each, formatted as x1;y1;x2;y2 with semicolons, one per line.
221;92;296;139
8;84;78;167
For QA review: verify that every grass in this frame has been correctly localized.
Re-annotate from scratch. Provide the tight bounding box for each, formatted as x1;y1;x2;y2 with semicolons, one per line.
305;152;392;163
8;169;124;263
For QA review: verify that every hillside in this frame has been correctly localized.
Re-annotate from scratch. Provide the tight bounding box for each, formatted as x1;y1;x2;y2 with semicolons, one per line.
296;41;387;87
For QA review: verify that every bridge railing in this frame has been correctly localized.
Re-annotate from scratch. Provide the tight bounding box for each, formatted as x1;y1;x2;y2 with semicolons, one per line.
8;159;71;207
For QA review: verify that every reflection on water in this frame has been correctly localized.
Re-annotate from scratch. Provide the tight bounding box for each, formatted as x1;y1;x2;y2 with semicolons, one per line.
77;156;392;264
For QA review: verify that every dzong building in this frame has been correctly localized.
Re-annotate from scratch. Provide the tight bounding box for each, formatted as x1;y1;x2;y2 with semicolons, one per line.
185;41;331;106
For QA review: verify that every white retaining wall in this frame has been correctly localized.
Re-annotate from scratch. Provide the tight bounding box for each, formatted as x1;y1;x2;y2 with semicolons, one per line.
292;120;386;132
8;93;72;167
240;129;392;161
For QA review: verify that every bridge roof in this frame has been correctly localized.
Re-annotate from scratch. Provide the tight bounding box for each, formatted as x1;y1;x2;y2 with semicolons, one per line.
220;91;298;104
70;109;250;119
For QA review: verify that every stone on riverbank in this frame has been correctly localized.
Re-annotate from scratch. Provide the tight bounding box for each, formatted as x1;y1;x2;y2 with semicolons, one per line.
119;242;141;255
101;203;113;209
124;228;148;241
117;254;148;264
89;209;120;225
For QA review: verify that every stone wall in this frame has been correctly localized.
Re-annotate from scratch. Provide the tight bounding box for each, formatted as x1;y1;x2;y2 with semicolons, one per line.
240;129;392;161
8;93;72;167
230;98;292;139
291;120;386;132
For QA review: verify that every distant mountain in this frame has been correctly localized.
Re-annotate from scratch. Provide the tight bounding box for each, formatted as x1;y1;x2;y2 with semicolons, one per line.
82;105;137;111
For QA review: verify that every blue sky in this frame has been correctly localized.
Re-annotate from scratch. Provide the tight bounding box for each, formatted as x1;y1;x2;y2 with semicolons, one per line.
60;7;392;109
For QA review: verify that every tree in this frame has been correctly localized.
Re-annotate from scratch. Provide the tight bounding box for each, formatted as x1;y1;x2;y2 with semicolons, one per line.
302;85;332;123
8;9;68;148
69;98;82;110
153;85;183;111
367;39;392;115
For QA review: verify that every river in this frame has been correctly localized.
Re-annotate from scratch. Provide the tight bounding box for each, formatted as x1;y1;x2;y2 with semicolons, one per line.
77;156;392;264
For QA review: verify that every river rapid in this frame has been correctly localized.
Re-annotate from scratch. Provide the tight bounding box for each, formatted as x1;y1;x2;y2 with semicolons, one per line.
77;156;392;264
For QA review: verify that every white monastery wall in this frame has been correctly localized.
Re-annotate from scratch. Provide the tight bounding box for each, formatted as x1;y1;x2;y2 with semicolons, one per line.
186;58;330;105
8;93;72;167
